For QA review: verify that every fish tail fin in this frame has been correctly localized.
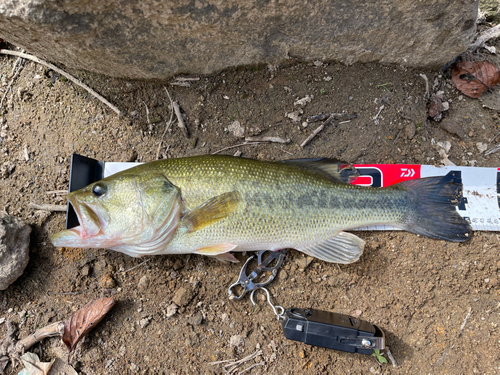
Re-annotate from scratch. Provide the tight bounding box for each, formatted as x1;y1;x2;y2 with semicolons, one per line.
399;173;472;242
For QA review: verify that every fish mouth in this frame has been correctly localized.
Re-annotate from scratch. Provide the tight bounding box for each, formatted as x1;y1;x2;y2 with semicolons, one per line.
50;196;104;247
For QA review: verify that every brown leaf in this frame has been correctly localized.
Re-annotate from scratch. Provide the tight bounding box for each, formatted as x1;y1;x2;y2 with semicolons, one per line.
62;297;115;352
452;61;500;98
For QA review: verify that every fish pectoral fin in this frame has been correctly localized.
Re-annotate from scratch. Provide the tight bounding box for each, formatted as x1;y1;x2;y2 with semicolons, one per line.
195;243;238;256
281;158;359;184
295;232;365;264
182;191;241;232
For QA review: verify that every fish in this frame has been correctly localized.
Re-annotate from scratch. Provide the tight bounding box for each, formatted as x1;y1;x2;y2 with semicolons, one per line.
50;155;472;264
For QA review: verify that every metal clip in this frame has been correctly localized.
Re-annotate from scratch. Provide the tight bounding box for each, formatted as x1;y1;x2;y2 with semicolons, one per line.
228;250;286;300
250;287;285;321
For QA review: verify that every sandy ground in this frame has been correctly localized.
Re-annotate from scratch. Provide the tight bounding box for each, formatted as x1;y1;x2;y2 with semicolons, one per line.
0;33;499;374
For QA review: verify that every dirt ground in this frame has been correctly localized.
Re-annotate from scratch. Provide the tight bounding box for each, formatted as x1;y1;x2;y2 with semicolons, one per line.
0;32;500;374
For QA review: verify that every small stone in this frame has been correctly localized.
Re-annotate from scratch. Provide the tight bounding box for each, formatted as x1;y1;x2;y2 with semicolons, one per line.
94;259;107;274
130;363;139;372
476;142;488;153
166;303;178;318
138;275;150;290
294;95;312;106
286;111;301;123
404;123;416;139
191;313;203;325
440;119;466;139
172;286;195;307
101;273;116;288
0;161;15;178
228;120;245;138
139;316;152;328
80;265;90;277
229;335;244;347
298;350;305;358
0;212;31;290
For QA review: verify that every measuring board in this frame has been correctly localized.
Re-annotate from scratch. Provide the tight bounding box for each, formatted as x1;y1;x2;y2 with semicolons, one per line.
65;154;500;232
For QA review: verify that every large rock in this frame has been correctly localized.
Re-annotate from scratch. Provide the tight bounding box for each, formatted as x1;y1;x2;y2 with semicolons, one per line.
0;1;478;79
0;212;31;290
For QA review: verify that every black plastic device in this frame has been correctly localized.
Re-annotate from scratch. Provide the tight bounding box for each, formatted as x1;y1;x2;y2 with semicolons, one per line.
281;308;385;355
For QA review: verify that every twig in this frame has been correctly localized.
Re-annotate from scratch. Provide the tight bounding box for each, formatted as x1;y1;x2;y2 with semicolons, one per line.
385;346;398;368
123;258;152;273
0;49;121;115
458;306;472;337
17;321;64;351
0;56;24;111
170;77;200;87
210;350;263;374
28;203;66;212
469;24;500;51
211;142;264;155
174;77;200;82
47;291;81;296
490;131;500;145
419;73;430;99
372;105;385;125
142;101;151;127
156;87;176;160
238;361;265;374
245;136;290;144
485;143;500;156
45;190;68;195
300;114;336;148
173;101;189;138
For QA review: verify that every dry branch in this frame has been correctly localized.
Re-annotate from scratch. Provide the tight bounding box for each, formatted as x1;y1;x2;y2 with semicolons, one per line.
0;49;121;115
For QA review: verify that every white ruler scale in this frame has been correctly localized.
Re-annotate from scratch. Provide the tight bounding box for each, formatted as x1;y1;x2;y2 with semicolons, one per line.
66;155;500;232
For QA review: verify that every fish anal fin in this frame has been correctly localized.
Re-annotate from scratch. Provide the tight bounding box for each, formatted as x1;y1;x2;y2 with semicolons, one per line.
282;158;359;183
182;191;241;232
213;252;240;263
195;243;237;256
295;232;365;264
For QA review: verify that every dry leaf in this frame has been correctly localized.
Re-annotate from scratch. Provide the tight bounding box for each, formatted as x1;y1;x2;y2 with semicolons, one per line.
18;352;53;375
452;61;500;98
62;297;115;352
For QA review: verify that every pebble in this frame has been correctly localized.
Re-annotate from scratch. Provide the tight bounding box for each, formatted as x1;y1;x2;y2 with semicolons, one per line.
94;259;107;274
440;118;466;139
172;286;195;307
0;212;31;290
139;316;152;328
130;363;139;372
404;123;416;139
191;312;203;325
228;120;245;138
166;303;178;318
229;335;244;347
138;275;150;290
80;265;91;277
101;273;116;289
476;142;488;153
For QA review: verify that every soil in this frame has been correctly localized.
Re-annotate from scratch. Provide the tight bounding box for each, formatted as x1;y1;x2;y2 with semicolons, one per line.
0;35;500;374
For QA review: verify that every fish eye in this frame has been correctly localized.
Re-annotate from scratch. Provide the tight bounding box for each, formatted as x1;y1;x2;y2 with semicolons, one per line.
92;183;107;197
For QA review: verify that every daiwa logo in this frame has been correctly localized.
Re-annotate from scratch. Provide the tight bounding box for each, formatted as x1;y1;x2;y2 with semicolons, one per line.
400;168;415;178
354;167;382;187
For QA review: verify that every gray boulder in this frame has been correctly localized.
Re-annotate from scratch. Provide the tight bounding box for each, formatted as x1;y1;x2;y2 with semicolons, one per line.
0;1;478;79
0;212;31;290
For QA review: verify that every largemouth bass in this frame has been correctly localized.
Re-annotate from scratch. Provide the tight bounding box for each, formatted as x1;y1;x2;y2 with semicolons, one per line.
51;155;472;263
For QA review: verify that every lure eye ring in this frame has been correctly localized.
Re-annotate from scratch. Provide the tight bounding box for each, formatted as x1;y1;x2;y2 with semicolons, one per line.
92;183;107;197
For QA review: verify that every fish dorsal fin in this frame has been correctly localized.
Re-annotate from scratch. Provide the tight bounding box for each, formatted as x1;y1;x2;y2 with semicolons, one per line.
295;231;365;264
182;191;241;232
281;158;359;184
